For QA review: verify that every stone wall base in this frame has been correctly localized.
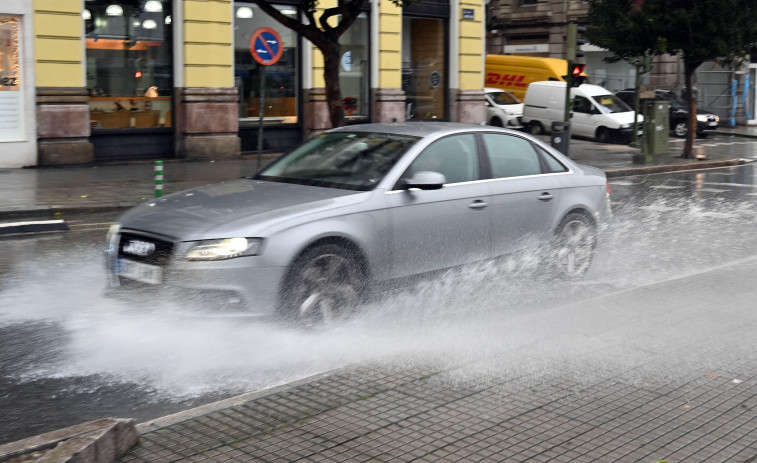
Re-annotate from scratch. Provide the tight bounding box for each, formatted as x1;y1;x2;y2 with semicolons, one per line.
36;87;93;165
38;140;94;165
453;89;487;124
372;88;406;123
177;87;240;158
304;88;331;134
179;135;242;159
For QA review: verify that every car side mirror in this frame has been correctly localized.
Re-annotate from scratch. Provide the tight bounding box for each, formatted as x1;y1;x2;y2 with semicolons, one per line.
402;171;446;190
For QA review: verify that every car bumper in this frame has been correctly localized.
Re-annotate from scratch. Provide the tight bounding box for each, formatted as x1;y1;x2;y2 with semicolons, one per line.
106;252;286;317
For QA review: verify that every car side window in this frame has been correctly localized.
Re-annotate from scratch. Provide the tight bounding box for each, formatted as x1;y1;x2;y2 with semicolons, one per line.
573;96;593;114
407;134;479;184
482;133;543;178
536;146;569;173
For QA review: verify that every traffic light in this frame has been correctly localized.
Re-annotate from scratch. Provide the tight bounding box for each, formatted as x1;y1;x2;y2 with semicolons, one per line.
566;22;586;61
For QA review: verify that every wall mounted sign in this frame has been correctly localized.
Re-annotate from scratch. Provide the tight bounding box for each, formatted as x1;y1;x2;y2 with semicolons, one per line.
0;16;22;142
462;8;475;20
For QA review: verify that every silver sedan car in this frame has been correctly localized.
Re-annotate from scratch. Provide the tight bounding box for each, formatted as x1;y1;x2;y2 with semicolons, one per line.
105;122;611;324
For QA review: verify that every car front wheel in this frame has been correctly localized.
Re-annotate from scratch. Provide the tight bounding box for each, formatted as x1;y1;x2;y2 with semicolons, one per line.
550;213;597;278
673;121;688;137
280;244;363;327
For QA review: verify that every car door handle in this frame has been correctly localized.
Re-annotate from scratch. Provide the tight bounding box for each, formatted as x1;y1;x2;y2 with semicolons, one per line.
469;200;488;210
538;193;554;201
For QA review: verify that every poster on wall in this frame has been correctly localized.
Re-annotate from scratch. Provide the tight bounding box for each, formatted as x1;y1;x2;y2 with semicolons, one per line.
0;16;22;142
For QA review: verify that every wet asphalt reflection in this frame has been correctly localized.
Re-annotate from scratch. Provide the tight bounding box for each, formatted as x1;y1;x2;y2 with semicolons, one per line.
1;164;757;444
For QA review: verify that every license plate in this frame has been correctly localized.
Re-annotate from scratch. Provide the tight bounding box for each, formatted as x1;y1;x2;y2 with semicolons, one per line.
118;259;162;285
708;121;717;126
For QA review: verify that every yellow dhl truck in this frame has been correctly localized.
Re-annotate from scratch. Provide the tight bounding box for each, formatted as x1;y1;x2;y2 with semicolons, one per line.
485;54;587;101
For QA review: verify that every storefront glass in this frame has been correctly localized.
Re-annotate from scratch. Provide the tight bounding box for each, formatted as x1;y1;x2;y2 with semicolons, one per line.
402;18;446;120
84;0;173;129
234;3;298;124
0;16;22;141
340;13;369;122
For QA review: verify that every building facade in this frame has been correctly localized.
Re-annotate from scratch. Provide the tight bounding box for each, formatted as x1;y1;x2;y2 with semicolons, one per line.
0;0;486;168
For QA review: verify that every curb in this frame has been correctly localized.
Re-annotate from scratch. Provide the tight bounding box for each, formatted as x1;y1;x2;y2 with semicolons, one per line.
0;219;69;235
604;158;745;178
0;418;138;463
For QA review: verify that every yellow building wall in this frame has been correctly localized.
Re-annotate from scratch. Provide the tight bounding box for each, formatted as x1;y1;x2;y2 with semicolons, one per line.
378;0;402;89
33;0;83;87
457;3;484;91
183;0;233;87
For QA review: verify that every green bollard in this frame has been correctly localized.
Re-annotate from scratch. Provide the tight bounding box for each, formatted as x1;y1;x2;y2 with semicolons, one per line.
154;160;163;198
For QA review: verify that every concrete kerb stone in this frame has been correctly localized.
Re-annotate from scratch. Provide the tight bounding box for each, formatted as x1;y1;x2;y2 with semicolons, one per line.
0;418;138;463
604;158;745;178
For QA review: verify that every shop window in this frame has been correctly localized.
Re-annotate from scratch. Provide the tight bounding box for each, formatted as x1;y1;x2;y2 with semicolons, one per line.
339;13;369;122
84;0;173;129
402;18;446;120
234;3;298;124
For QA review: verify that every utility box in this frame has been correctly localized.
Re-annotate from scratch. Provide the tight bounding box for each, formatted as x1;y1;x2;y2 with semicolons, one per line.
550;121;571;156
642;100;669;155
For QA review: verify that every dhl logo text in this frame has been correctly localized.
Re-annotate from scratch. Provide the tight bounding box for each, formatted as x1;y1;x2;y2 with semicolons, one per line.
485;73;528;88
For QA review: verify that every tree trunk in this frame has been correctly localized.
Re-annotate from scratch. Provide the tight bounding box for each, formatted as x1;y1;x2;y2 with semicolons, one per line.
321;40;345;128
681;62;697;159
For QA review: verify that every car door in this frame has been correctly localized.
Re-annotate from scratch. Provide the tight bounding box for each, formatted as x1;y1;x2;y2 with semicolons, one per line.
570;95;598;138
481;132;560;258
386;133;490;278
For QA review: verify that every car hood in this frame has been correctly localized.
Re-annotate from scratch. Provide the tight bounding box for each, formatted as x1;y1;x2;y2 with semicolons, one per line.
495;102;524;114
117;179;367;240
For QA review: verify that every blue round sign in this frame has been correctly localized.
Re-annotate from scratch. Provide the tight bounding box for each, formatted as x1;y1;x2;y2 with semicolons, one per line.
250;27;283;65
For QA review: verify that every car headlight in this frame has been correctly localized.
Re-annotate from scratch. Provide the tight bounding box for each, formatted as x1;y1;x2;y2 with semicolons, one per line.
696;115;708;122
620;123;631;129
186;238;262;261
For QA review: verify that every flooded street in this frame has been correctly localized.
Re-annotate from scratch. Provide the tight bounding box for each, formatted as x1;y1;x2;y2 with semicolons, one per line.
1;164;757;445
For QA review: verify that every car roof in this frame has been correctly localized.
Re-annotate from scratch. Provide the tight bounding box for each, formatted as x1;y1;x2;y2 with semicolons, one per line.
327;121;498;138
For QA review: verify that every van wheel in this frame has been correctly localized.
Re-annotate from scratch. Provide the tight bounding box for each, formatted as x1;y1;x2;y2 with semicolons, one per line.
528;121;545;135
596;127;611;143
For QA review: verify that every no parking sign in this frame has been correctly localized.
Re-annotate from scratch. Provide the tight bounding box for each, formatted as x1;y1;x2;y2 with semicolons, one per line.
249;27;283;66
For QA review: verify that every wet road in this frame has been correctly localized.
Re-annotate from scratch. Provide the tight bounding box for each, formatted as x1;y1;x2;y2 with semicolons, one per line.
1;163;756;445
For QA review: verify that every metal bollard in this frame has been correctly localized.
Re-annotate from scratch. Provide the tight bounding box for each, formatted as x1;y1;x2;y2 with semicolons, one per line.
154;160;163;198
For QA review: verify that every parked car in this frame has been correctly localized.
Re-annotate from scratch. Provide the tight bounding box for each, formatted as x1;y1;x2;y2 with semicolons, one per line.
523;81;642;144
614;89;719;137
484;88;524;128
105;122;612;325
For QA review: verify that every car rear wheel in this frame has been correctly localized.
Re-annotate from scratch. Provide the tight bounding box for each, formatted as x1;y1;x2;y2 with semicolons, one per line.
673;121;688;137
550;213;597;278
280;244;363;326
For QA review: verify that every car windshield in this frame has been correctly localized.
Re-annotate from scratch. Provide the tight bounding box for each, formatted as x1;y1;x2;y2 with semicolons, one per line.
595;94;632;113
488;91;520;105
255;132;419;190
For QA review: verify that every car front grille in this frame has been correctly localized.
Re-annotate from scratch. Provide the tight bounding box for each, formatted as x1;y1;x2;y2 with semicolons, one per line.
117;230;174;267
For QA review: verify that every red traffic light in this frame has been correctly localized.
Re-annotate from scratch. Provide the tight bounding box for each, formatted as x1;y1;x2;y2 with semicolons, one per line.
572;64;585;76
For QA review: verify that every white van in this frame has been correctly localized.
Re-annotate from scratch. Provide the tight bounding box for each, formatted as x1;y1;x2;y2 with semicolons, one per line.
522;81;642;143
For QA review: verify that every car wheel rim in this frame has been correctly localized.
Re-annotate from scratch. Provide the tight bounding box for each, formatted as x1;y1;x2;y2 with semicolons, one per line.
674;123;687;137
555;219;595;277
293;253;358;324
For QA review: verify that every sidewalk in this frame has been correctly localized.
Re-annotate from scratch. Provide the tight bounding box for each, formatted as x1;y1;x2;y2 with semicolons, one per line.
1;127;756;219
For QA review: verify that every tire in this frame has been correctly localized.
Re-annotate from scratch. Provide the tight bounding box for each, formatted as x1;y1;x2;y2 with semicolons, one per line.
279;244;364;327
489;117;503;127
550;213;597;278
528;121;545;135
673;121;688;138
596;127;611;144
